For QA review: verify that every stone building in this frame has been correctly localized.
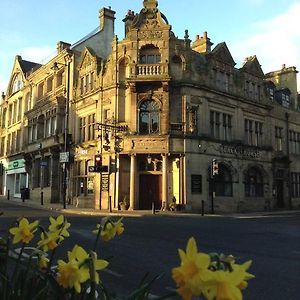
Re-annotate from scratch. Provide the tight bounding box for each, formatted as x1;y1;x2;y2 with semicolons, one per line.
1;0;300;212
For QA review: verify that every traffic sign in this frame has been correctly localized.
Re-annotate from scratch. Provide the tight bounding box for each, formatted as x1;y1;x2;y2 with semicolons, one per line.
59;152;69;163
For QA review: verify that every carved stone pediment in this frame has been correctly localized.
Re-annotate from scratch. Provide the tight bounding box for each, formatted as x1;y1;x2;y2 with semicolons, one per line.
77;47;99;72
129;0;170;33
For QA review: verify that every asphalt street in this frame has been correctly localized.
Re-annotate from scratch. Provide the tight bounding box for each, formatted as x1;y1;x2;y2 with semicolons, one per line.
0;200;299;299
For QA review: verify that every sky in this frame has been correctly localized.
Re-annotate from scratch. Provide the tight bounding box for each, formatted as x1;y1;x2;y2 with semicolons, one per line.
1;0;300;93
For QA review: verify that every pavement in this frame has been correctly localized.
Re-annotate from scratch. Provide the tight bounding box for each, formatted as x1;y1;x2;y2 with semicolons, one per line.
1;195;299;218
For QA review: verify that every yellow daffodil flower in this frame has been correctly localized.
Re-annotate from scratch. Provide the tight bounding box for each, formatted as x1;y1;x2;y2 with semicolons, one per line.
202;261;255;300
172;237;213;300
57;245;108;293
9;218;39;244
48;215;70;237
68;245;108;283
57;260;83;293
100;222;116;241
99;218;124;241
37;231;61;252
38;254;49;270
115;218;124;236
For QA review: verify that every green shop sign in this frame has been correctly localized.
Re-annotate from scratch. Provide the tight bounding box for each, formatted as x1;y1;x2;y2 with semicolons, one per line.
7;159;25;170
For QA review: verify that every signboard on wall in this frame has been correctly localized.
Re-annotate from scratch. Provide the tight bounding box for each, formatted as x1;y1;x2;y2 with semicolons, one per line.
191;174;202;194
7;159;25;170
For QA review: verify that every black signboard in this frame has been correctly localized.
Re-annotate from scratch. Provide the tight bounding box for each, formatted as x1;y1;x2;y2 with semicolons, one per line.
191;175;202;194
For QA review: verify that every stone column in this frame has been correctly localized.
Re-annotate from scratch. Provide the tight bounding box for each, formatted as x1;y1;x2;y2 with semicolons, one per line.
162;154;169;210
129;154;136;210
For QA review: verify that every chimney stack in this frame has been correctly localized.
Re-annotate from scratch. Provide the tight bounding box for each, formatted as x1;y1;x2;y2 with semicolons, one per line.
192;31;213;54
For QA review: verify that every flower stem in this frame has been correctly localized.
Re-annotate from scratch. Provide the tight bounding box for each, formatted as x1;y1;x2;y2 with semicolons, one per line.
12;243;25;284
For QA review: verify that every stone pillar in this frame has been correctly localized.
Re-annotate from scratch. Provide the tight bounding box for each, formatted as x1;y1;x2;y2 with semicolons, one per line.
162;154;169;210
129;154;136;210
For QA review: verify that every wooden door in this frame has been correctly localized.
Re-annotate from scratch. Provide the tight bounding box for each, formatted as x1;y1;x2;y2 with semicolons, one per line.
139;175;162;209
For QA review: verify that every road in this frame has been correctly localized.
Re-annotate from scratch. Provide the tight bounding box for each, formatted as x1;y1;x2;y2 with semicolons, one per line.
0;200;299;299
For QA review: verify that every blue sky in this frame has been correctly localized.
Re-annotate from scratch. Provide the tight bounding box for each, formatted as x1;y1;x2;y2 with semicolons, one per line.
1;0;300;92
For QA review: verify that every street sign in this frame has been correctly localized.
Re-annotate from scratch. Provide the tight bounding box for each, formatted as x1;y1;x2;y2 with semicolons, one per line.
101;174;109;191
59;152;69;163
40;161;48;167
88;165;109;173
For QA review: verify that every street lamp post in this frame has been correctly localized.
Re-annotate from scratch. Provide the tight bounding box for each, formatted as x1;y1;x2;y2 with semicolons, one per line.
52;51;72;209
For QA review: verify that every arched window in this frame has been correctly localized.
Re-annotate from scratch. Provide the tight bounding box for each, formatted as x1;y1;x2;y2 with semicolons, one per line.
139;45;161;64
11;73;23;94
214;164;233;197
245;167;264;197
139;100;160;134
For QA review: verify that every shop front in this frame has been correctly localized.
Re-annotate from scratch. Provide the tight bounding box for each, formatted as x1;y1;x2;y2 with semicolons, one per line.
5;159;28;198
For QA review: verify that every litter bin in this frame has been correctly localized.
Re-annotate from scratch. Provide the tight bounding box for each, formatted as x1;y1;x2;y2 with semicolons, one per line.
21;188;30;200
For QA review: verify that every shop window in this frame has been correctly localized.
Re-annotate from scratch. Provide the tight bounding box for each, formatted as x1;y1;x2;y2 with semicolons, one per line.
139;100;160;134
244;167;264;197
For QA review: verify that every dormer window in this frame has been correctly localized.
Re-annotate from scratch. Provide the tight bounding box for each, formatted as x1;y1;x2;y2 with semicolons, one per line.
139;45;161;64
269;88;274;101
282;93;290;108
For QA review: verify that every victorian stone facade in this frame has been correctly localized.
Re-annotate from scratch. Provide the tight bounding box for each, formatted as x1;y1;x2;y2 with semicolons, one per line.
1;0;300;213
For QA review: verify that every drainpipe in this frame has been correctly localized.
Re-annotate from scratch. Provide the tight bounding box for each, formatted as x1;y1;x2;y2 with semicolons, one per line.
285;112;292;209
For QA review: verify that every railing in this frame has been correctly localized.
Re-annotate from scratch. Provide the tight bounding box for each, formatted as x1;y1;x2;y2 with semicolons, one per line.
135;63;168;77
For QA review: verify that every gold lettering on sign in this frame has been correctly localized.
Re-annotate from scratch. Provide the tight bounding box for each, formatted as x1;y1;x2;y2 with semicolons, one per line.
133;139;167;152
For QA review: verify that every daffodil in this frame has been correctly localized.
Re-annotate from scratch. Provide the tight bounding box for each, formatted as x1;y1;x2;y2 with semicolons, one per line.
57;260;83;293
38;254;49;270
48;215;70;237
57;245;108;293
114;218;124;236
68;245;108;284
37;231;61;252
9;218;39;244
172;237;213;300
95;218;124;241
202;261;255;300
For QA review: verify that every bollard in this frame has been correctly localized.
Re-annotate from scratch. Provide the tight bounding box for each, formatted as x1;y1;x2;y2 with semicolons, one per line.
7;189;10;201
152;202;155;214
201;200;204;216
40;191;44;206
22;190;25;203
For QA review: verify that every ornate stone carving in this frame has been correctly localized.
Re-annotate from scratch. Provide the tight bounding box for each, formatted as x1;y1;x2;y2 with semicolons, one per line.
138;30;163;40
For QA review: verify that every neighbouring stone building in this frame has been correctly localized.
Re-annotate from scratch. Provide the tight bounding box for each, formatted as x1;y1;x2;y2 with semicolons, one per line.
1;0;300;213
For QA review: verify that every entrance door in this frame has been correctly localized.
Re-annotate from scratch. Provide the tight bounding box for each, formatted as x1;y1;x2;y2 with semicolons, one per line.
276;179;284;208
139;175;162;209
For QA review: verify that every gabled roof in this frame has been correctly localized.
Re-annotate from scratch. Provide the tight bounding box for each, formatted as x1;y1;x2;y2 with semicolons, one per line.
241;55;264;78
209;42;236;67
20;59;41;75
